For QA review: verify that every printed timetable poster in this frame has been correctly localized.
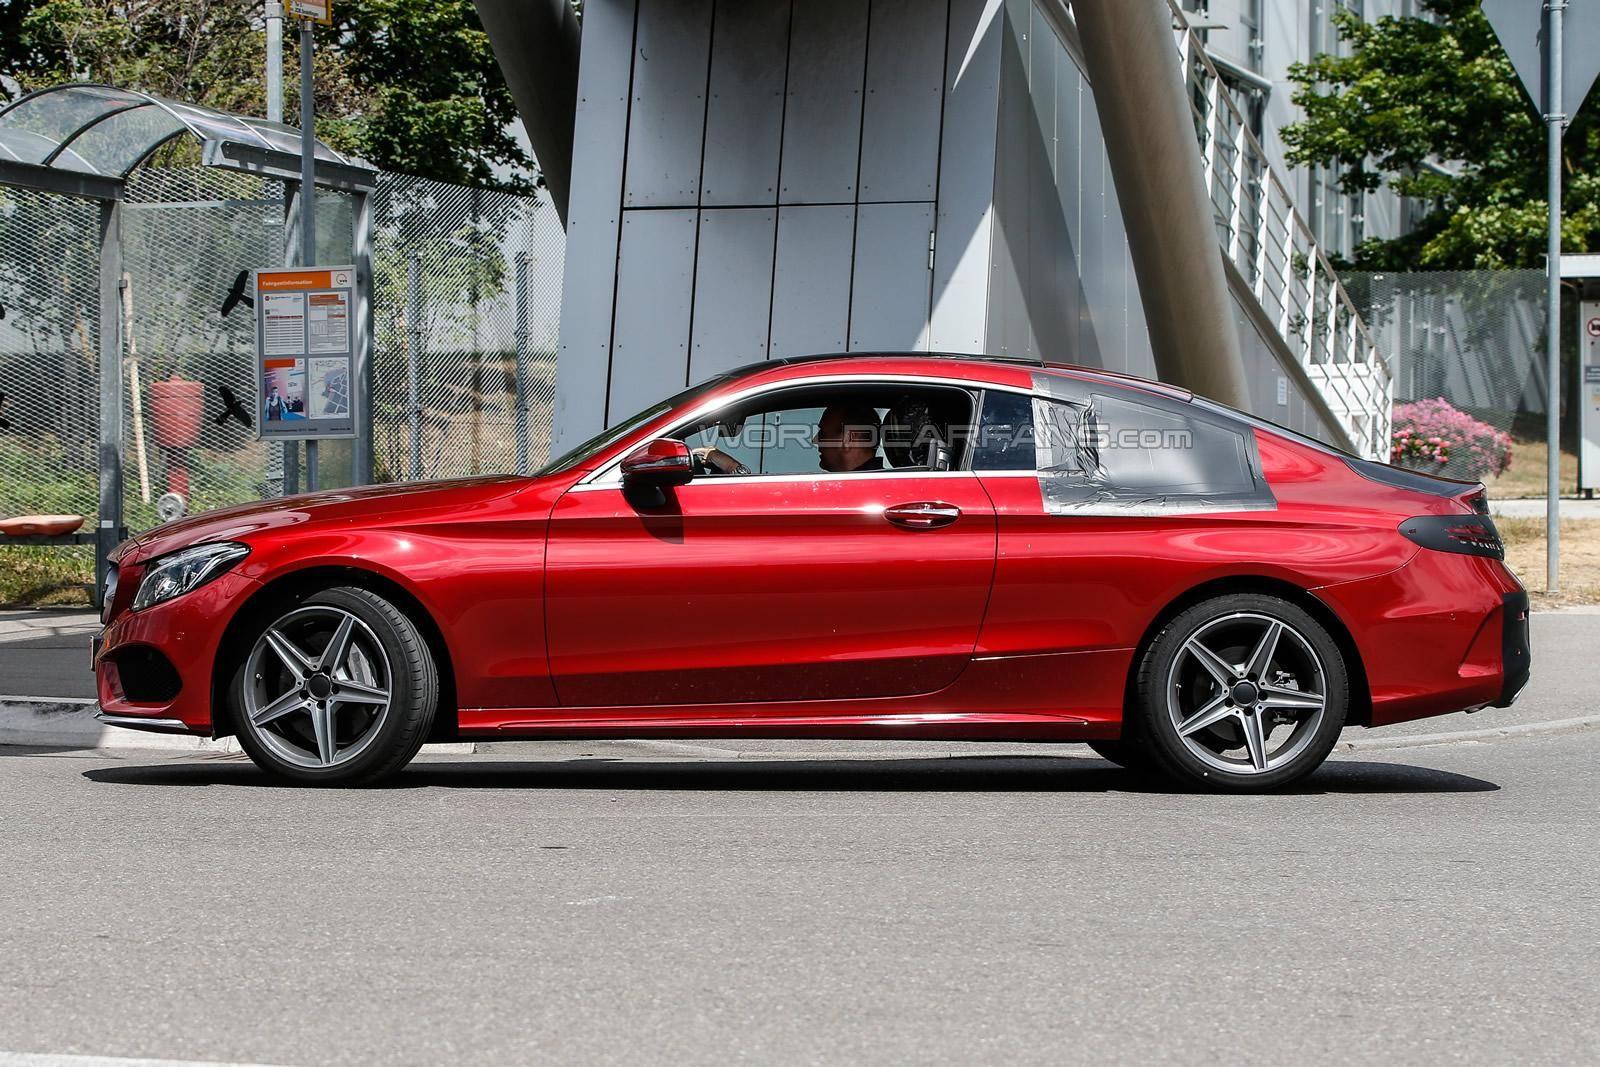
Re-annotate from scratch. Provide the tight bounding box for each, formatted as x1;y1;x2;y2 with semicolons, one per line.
254;266;358;440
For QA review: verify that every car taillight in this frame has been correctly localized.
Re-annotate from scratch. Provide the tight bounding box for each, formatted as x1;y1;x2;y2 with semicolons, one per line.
1398;514;1505;559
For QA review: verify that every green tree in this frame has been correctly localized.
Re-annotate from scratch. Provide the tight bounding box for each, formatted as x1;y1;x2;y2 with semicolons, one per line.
1282;0;1600;270
0;0;535;191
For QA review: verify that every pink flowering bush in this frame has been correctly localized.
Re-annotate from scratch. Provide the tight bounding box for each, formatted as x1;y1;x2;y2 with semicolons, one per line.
1390;398;1512;480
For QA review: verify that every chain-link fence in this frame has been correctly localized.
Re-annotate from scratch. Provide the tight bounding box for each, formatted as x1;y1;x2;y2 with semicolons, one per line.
119;167;294;529
369;173;562;483
0;185;103;523
1348;270;1544;482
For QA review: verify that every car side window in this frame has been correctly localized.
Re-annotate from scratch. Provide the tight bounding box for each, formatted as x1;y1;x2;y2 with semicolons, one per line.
971;390;1037;471
673;383;975;477
682;404;859;475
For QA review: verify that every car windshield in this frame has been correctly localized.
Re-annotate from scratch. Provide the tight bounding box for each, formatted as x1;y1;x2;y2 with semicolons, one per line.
533;374;737;477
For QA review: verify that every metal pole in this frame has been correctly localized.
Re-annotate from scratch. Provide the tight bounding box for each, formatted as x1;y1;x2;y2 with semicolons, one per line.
265;2;284;123
353;189;375;484
280;185;300;497
299;20;320;491
95;201;125;608
513;250;531;475
1545;0;1565;593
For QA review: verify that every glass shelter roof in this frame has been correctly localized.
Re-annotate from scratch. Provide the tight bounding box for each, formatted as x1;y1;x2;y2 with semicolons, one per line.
0;84;368;187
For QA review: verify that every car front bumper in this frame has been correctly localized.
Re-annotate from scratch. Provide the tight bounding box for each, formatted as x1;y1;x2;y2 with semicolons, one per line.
93;569;261;736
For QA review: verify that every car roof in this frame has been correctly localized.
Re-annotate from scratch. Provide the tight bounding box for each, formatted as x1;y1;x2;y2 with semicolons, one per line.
712;351;1196;403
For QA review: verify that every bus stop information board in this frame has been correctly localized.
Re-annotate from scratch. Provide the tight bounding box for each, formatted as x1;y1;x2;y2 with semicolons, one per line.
254;266;357;440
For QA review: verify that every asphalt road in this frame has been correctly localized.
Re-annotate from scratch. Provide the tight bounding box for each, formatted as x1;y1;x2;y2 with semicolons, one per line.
0;611;98;700
1;730;1597;1066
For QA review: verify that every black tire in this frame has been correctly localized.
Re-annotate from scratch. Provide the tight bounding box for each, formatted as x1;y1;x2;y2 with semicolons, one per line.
1133;593;1348;793
1085;739;1158;774
231;586;438;786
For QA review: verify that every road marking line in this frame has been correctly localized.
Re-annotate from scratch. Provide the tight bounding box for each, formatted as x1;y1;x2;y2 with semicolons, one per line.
0;1053;291;1067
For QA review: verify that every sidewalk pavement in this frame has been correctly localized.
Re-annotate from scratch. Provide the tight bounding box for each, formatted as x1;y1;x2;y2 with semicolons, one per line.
4;606;1595;756
1490;497;1600;518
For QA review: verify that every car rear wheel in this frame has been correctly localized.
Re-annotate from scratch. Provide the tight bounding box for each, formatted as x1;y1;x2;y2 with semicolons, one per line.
1134;593;1347;792
231;586;437;785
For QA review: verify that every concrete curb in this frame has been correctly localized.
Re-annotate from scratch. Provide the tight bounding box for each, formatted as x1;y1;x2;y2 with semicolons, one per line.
0;698;475;754
1337;714;1600;752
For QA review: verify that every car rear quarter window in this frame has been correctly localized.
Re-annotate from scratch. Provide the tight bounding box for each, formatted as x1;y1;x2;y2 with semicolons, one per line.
974;377;1275;514
1086;392;1255;497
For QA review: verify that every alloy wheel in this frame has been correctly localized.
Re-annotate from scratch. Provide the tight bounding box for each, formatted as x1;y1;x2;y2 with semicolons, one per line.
241;605;394;769
1164;611;1328;776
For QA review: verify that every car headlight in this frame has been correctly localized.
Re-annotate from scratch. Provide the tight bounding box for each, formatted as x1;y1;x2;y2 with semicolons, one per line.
132;542;250;611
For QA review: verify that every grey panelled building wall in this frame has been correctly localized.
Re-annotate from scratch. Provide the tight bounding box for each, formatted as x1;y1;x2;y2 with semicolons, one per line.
554;0;1342;448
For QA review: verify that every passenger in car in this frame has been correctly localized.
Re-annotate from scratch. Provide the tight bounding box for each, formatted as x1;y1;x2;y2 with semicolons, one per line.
815;403;884;473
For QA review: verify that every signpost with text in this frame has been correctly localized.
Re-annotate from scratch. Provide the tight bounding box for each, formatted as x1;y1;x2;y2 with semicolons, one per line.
255;266;359;442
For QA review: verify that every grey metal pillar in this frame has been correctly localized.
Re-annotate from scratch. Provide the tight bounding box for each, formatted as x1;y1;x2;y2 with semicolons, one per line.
1070;0;1252;410
472;0;580;223
513;250;531;475
353;189;375;484
95;200;125;605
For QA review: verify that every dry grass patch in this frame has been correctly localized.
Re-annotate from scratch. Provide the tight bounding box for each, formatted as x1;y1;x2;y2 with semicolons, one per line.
1487;436;1579;499
1497;517;1600;607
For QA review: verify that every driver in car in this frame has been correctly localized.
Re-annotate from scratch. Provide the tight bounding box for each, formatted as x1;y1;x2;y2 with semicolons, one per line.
693;403;884;475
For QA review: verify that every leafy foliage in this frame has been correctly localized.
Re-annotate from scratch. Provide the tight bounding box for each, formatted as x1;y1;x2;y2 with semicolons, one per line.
0;0;535;190
1282;0;1600;269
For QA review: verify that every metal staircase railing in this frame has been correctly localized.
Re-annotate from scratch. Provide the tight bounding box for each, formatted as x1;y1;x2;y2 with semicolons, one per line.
1168;0;1392;459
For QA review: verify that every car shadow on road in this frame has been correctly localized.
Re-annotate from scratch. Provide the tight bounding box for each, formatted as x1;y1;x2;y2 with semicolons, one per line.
82;755;1500;795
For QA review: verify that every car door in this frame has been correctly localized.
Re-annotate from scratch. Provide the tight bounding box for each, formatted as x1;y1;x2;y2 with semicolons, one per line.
543;388;998;709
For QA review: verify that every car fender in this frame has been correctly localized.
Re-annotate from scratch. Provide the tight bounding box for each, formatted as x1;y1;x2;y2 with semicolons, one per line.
235;523;555;711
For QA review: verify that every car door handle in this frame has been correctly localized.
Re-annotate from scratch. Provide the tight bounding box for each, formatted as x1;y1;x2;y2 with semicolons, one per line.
884;501;962;530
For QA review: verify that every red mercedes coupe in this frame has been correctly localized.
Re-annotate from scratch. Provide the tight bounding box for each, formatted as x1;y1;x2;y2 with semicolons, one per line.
93;355;1530;790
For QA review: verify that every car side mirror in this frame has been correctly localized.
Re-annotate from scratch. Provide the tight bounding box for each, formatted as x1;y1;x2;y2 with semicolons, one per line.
621;438;694;488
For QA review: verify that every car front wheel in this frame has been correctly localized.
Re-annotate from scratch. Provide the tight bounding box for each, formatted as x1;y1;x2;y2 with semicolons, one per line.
231;586;438;785
1133;593;1348;792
